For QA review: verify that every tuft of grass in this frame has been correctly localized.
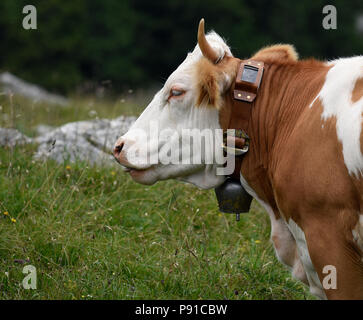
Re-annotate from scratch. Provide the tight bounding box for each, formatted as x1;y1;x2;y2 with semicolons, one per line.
0;145;313;300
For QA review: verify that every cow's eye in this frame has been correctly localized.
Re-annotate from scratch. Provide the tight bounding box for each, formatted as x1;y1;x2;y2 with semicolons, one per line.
170;89;185;97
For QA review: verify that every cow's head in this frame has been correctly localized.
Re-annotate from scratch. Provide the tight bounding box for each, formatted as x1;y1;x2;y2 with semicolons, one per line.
113;19;239;189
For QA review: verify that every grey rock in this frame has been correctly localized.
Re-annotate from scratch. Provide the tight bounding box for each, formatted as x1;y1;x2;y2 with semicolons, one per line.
33;116;136;165
84;116;137;152
0;115;136;165
0;128;32;147
35;133;113;165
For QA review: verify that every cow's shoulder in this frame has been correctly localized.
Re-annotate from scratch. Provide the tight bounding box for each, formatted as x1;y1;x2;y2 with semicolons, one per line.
272;57;363;217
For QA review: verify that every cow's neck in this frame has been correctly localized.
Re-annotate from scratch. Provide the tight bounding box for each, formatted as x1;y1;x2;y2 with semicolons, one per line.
225;58;330;213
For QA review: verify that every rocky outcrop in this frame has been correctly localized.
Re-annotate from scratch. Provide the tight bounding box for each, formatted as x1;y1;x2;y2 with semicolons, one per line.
0;116;136;166
0;128;32;147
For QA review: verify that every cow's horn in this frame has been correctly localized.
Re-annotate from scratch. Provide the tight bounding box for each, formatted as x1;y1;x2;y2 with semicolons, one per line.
198;19;220;64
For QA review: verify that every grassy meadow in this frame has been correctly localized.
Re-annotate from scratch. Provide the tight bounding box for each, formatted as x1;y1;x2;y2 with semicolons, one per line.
0;92;313;299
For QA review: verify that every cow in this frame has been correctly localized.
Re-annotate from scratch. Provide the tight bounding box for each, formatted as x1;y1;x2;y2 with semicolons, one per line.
113;19;363;299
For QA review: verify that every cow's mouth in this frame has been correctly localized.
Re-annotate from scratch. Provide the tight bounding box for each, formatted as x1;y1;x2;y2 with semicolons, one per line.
121;164;157;185
120;163;154;175
112;153;157;184
121;165;148;172
113;153;152;173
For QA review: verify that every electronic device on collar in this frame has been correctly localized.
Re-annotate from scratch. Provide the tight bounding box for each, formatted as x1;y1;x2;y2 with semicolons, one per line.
234;60;264;103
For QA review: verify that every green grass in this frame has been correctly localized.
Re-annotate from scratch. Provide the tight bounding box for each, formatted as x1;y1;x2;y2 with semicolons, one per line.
0;94;313;299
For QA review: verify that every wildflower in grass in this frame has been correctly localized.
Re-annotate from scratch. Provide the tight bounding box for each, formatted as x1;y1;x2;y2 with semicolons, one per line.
111;171;116;176
3;211;9;216
255;240;261;244
66;165;71;170
11;218;16;223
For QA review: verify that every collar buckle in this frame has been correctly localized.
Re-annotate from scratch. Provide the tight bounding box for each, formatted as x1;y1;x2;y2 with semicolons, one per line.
222;129;250;156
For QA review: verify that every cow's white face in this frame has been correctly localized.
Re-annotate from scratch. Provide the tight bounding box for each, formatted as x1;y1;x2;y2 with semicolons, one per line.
114;29;234;189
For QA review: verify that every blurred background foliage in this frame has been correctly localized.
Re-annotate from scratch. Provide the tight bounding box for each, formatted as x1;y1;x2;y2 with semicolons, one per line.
0;0;362;94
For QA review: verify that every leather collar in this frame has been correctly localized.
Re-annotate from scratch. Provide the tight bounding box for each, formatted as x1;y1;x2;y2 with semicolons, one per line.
223;59;265;179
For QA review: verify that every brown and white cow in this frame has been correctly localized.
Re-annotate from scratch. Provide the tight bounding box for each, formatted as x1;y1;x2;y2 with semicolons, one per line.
114;19;363;299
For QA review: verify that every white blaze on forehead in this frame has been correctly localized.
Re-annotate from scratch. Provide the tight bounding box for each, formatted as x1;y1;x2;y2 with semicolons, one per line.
312;56;363;177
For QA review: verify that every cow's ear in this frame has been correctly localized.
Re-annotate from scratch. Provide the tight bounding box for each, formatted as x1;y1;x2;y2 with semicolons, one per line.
195;58;222;109
251;44;298;62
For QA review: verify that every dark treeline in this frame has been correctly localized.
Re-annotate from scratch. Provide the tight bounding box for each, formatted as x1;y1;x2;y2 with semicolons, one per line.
0;0;362;94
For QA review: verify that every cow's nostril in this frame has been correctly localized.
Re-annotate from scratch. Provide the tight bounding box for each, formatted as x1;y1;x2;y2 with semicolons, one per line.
113;142;124;157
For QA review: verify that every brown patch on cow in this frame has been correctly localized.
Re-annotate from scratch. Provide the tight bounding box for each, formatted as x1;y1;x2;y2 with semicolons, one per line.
274;97;358;222
235;59;331;222
251;44;298;62
352;77;363;103
194;56;238;109
195;58;221;108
